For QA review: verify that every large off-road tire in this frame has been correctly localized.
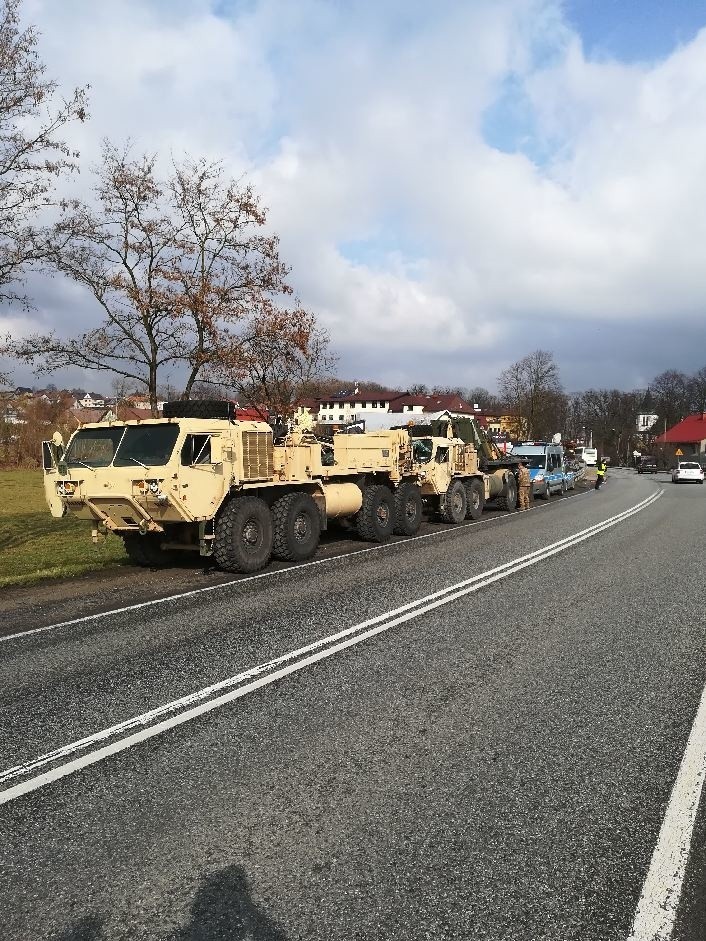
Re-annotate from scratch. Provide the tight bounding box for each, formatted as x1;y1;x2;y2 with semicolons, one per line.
356;485;394;543
440;479;467;524
271;492;320;562
496;473;518;511
122;534;176;568
393;483;423;536
214;496;273;573
163;399;234;420
464;478;485;520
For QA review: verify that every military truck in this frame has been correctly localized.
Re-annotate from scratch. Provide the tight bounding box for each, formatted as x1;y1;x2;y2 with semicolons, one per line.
42;400;431;574
42;401;523;575
393;414;520;515
404;423;518;522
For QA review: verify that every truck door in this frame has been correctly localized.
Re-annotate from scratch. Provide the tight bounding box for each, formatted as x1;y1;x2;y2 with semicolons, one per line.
177;432;229;519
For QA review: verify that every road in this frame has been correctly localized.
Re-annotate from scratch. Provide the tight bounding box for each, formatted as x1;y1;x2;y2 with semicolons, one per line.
1;470;706;940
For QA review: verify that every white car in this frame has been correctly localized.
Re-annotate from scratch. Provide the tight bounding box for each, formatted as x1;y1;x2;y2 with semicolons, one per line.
671;461;705;484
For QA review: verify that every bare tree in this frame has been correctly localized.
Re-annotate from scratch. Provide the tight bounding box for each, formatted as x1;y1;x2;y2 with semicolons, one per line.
569;388;642;461
687;366;706;414
229;315;336;416
0;0;87;302
498;350;565;439
3;144;328;415
465;385;504;413
650;369;690;430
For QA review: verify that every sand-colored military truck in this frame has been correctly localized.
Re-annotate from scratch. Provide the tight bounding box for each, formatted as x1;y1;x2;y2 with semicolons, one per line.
42;401;427;574
407;425;517;522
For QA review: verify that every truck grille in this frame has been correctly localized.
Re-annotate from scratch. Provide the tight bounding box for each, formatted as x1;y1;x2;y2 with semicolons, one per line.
241;431;274;479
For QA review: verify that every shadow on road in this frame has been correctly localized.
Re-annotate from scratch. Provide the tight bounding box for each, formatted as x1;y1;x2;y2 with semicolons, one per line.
170;864;288;941
55;915;105;941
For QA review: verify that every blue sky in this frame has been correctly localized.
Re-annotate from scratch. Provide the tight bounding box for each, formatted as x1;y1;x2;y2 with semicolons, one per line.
565;0;706;62
5;0;706;396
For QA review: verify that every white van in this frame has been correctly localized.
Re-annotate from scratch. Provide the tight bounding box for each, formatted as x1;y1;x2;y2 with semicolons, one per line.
576;446;598;466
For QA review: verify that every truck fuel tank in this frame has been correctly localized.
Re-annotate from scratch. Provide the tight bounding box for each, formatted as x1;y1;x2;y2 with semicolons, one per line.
322;482;363;519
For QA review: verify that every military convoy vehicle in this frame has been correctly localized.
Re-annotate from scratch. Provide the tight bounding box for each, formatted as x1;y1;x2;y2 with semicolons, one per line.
42;401;521;574
394;414;521;515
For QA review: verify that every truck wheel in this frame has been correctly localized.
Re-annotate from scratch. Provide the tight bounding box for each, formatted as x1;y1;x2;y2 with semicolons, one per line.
464;479;485;520
393;483;423;536
496;473;518;511
356;485;394;542
441;479;467;524
272;492;320;562
214;496;273;573
122;534;176;567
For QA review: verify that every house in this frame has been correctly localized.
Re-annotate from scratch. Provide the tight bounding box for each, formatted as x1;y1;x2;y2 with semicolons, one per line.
72;390;107;409
124;393;166;411
314;388;405;426
654;413;706;456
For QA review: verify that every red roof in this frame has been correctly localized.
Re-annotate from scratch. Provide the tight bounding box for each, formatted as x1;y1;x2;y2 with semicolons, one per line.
654;413;706;444
391;393;481;414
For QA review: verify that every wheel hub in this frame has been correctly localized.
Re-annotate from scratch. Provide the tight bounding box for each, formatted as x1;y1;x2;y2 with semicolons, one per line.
242;520;260;546
293;513;310;541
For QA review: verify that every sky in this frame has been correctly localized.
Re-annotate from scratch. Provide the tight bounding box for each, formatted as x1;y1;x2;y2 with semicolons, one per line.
4;0;706;397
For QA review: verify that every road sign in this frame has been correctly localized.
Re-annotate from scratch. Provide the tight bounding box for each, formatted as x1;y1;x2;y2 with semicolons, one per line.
675;448;684;456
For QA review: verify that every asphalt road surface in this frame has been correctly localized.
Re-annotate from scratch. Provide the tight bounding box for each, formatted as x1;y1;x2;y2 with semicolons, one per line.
2;470;706;940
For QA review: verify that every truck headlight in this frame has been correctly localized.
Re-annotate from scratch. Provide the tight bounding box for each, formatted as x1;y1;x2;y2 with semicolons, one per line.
56;481;76;497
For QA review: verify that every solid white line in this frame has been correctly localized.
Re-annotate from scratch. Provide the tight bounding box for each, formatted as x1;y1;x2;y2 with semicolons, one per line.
0;490;652;786
0;490;660;805
627;680;706;941
0;489;581;644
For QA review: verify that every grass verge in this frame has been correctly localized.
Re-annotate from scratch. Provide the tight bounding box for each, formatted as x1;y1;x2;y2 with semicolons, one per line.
0;470;128;588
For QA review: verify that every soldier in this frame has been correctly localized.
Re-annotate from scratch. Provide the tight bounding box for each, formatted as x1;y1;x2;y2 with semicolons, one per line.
518;459;531;510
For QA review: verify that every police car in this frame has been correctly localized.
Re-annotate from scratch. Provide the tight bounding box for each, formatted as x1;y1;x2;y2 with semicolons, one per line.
513;442;573;499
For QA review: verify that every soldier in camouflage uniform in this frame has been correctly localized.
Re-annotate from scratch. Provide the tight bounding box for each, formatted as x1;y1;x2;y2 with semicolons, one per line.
518;459;531;510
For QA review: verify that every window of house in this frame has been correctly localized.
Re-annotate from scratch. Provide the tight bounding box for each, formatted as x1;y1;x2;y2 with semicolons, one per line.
372;402;378;408
339;414;344;421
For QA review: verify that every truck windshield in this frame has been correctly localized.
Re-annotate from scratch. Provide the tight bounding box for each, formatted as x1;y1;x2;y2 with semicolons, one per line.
65;427;126;467
113;424;180;467
412;438;433;464
517;454;546;469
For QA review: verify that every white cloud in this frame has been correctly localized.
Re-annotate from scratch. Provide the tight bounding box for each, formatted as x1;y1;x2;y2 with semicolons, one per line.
4;0;706;394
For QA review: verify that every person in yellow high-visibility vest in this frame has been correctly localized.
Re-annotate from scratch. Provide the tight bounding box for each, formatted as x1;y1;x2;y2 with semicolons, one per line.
595;458;607;490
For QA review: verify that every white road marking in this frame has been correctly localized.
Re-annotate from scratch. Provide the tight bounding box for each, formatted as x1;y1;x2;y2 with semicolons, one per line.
0;489;581;645
0;490;660;805
627;680;706;941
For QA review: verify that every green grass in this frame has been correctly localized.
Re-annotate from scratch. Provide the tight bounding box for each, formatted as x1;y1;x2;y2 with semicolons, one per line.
0;470;128;588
